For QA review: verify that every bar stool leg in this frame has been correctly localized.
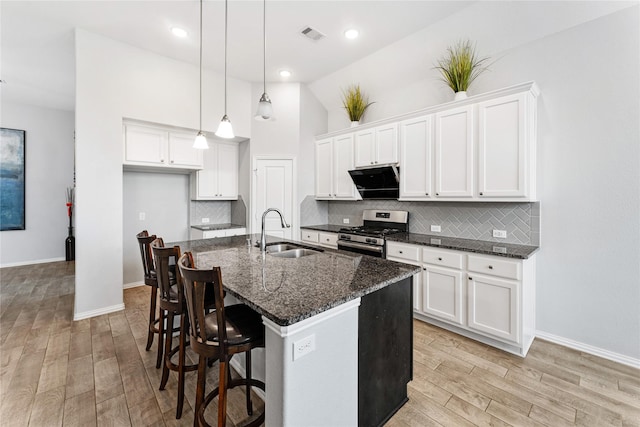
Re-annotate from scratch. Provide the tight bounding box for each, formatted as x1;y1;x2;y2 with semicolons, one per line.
160;311;175;390
146;285;158;351
218;359;229;427
176;314;188;419
156;307;165;369
195;356;207;427
245;351;253;416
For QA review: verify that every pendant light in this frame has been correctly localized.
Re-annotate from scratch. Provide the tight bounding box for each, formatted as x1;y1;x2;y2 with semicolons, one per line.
215;0;235;139
193;0;209;149
254;0;273;121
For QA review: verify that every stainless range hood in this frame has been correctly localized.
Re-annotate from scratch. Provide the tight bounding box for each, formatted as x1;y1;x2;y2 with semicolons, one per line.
348;165;400;199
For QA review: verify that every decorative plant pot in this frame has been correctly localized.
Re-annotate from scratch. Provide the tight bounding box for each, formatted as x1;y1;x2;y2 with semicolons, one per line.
454;91;467;101
350;121;360;128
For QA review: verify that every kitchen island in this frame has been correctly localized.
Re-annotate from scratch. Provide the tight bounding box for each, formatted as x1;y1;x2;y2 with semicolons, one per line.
171;234;420;427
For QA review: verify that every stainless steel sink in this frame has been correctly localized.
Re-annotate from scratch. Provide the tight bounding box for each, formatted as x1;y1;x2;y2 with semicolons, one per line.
265;243;302;254
269;248;321;259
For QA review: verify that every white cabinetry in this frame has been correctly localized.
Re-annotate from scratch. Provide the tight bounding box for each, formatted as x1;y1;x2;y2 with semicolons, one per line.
300;229;338;249
191;227;246;240
386;241;536;356
478;92;536;199
354;124;398;167
123;123;203;169
191;141;238;200
315;135;359;200
434;106;474;198
399;115;433;199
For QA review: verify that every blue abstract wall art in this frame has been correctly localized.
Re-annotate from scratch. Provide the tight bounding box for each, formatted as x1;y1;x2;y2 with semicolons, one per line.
1;128;26;231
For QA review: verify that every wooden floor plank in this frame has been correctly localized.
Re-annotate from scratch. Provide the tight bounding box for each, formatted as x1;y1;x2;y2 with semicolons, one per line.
94;356;125;405
444;395;511;427
29;385;65;426
63;390;97;427
96;393;132;427
37;355;68;394
66;353;95;399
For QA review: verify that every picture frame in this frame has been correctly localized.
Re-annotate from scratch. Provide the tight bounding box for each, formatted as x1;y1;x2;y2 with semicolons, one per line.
1;128;26;231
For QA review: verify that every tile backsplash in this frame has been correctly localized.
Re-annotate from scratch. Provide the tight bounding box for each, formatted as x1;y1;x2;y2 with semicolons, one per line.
323;200;540;246
190;200;230;225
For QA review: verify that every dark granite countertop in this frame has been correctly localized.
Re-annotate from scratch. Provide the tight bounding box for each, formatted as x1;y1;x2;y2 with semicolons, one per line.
190;223;246;231
386;233;539;259
299;224;346;233
169;234;420;326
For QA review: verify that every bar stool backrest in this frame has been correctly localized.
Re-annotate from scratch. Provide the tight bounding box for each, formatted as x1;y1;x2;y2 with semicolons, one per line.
151;238;183;305
136;230;157;283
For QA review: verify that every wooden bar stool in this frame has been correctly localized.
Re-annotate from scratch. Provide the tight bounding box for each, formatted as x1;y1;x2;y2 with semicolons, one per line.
136;230;164;369
152;238;212;419
178;252;265;427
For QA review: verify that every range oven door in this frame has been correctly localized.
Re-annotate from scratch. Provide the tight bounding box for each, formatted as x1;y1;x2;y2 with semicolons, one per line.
337;240;384;258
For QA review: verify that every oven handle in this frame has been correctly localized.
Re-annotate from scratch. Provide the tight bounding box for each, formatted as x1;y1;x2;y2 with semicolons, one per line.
337;240;384;254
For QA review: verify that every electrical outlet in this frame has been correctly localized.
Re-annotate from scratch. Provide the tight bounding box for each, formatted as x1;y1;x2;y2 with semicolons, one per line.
343;218;350;224
293;334;315;361
202;217;210;223
138;212;145;221
493;229;507;239
431;225;441;233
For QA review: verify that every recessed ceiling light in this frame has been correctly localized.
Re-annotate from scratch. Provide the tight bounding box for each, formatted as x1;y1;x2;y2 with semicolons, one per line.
171;27;188;38
279;70;291;78
344;29;359;39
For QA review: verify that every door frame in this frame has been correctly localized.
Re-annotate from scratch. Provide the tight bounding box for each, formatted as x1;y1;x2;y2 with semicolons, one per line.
250;155;298;239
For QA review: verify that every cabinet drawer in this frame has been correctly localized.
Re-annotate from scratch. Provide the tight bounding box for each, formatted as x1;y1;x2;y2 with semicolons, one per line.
319;232;338;247
386;242;420;262
301;230;319;243
468;254;521;280
422;247;464;270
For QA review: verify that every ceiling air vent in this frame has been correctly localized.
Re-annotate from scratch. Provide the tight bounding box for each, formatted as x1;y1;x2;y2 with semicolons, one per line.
300;26;326;41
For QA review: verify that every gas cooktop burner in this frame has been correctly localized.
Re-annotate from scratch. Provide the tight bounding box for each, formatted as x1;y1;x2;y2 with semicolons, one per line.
338;226;403;237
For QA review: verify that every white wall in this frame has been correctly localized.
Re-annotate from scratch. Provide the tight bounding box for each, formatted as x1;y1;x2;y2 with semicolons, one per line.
0;102;74;266
122;171;190;286
310;6;640;360
74;29;252;319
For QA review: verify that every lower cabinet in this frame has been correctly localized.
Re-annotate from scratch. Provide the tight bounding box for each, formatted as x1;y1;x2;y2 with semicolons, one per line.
387;241;535;356
300;229;338;249
191;227;246;240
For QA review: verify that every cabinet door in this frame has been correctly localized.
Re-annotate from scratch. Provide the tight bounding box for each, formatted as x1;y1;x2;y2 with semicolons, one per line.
168;132;203;168
354;129;375;167
422;266;464;325
375;124;398;165
435;106;474;198
318;232;338;248
124;124;168;165
333;134;357;199
216;142;238;198
315;139;333;198
478;93;528;198
400;116;432;199
467;274;520;344
194;144;218;199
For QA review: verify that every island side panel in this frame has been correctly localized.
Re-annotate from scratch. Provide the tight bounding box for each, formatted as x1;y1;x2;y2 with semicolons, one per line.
263;299;361;427
358;277;413;427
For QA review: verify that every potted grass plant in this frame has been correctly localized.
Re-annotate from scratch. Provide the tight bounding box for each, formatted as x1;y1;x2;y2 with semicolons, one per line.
341;84;374;127
434;39;490;100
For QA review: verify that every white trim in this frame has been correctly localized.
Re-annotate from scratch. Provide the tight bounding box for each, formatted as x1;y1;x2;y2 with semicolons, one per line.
535;330;640;369
74;303;125;321
123;281;145;289
0;257;66;268
262;298;361;338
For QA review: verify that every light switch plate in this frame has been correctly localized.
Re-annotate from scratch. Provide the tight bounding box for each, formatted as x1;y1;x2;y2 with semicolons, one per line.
343;218;350;224
202;218;210;223
138;212;146;221
431;225;441;232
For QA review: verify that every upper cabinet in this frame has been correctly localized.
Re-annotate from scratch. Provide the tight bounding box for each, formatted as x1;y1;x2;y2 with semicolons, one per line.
123;123;203;170
191;140;238;200
434;105;474;198
478;92;535;199
315;134;359;200
354;123;398;167
399;116;433;199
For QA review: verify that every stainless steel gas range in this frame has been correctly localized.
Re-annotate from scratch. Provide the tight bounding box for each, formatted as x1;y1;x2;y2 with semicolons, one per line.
337;210;409;258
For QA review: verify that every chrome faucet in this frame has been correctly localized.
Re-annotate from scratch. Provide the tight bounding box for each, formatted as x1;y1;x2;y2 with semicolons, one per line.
260;208;291;252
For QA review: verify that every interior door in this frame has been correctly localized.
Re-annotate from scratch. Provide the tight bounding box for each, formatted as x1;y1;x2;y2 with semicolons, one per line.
252;158;294;239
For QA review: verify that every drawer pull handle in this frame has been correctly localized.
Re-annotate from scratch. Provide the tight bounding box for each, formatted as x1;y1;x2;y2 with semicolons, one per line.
423;267;427;271
438;257;443;261
399;250;403;254
436;192;439;196
469;277;472;280
488;265;493;269
426;193;429;196
480;192;484;196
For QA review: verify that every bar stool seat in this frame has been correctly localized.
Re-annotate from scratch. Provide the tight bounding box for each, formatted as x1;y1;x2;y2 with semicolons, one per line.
178;252;265;427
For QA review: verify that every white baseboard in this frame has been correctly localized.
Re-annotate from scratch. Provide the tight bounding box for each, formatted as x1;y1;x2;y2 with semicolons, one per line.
123;281;145;289
0;257;66;268
74;303;125;321
535;330;640;369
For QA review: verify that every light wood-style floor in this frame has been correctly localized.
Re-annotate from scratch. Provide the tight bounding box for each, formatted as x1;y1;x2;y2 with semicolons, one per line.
1;261;639;426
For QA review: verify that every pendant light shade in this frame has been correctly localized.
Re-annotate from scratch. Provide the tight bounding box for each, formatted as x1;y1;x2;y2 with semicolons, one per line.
215;0;234;139
254;0;273;121
193;0;208;149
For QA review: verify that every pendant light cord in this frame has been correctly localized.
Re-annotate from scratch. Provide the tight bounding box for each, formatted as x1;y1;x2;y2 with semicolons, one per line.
199;0;203;131
224;0;228;114
263;0;266;93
